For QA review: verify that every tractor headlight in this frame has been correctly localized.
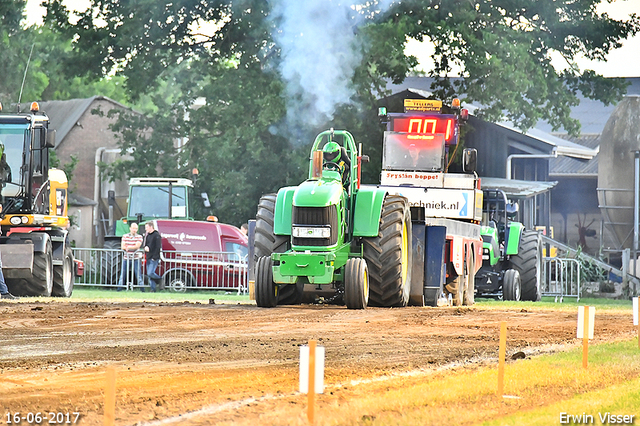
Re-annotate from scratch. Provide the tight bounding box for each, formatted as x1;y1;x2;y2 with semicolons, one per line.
9;216;22;225
292;226;331;239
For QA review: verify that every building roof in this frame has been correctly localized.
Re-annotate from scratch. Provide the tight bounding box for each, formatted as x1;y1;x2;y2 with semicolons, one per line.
20;96;131;148
491;120;598;159
481;177;558;198
549;134;600;177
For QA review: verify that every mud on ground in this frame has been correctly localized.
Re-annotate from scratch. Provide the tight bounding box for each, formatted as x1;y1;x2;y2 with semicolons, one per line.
0;300;635;425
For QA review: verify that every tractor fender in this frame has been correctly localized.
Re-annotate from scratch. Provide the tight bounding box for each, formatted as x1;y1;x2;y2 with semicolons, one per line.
0;232;51;278
505;222;524;256
273;187;297;236
4;231;50;253
353;187;386;237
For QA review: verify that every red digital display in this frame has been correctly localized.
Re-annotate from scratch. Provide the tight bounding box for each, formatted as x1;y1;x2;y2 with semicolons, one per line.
391;115;458;144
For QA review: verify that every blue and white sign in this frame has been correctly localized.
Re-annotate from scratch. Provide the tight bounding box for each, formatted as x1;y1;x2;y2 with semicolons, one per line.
384;186;478;220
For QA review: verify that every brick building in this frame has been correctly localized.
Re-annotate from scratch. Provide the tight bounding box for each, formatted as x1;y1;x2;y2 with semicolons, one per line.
36;96;132;248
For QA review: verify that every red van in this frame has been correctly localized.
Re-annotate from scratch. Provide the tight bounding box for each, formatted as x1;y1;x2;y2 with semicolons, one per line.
151;219;248;292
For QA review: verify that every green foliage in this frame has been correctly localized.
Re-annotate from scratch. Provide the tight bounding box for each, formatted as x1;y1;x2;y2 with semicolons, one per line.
97;104;185;182
1;0;26;32
50;150;79;192
0;5;131;107
0;1;33;104
0;26;47;106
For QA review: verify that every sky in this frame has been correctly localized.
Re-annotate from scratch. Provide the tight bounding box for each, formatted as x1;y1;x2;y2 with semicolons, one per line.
25;0;640;78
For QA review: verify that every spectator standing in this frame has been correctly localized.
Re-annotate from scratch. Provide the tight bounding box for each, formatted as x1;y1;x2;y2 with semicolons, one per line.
144;222;162;292
240;223;248;235
117;222;144;291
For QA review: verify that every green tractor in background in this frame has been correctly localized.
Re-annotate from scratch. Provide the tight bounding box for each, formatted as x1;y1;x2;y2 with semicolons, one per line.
253;129;412;309
475;189;543;301
101;177;200;285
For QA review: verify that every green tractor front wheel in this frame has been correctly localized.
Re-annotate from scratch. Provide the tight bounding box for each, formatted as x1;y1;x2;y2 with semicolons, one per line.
255;256;277;308
344;258;369;309
503;269;521;301
254;193;302;305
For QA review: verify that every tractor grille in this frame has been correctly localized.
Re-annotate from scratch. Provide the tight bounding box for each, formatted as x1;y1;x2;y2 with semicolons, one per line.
292;205;338;246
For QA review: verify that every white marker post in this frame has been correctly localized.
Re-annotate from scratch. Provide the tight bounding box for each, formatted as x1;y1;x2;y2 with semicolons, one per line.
577;306;595;369
300;340;324;424
634;297;639;349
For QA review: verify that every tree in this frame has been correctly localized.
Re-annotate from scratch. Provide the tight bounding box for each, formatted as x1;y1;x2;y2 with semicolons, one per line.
392;0;639;134
0;0;45;106
44;0;640;224
0;1;131;107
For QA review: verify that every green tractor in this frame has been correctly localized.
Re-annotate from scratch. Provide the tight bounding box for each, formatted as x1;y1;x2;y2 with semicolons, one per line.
101;177;199;285
475;189;543;301
253;129;412;309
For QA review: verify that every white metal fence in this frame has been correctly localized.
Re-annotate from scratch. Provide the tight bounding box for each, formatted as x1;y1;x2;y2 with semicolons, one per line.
72;248;248;294
542;257;581;302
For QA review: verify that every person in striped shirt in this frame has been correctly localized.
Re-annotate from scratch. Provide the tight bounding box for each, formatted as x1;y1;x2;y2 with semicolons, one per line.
117;222;145;291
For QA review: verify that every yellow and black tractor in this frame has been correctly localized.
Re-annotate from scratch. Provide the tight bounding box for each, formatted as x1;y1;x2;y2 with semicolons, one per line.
0;101;75;297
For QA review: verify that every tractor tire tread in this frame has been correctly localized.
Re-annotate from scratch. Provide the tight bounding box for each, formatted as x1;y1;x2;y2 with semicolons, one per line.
509;231;542;301
363;195;411;307
254;194;300;305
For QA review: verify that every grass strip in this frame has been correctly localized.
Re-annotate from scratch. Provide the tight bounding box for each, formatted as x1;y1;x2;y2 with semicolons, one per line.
70;287;251;303
482;375;640;426
288;339;640;426
478;297;634;312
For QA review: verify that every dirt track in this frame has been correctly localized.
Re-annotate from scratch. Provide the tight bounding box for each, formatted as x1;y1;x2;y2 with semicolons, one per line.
0;300;636;425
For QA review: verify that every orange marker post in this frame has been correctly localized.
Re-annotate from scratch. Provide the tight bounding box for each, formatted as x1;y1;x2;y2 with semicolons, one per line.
583;310;589;369
104;367;116;426
308;340;316;425
497;321;507;396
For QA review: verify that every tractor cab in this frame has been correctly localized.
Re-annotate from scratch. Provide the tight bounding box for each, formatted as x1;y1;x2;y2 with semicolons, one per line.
482;189;520;252
0;102;58;217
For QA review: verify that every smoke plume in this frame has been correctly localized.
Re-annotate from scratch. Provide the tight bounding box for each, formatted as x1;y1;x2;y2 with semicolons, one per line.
269;0;396;137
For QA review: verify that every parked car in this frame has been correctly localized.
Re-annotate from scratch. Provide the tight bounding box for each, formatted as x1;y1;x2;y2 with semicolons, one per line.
152;219;248;292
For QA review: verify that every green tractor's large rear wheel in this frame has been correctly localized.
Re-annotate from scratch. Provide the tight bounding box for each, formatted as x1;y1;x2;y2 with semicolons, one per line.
344;258;369;309
363;195;412;307
509;231;542;301
254;193;302;305
101;238;122;286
